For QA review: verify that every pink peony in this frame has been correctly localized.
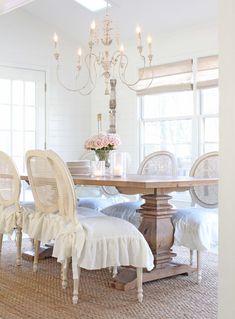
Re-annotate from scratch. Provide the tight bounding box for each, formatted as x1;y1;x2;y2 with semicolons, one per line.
84;132;121;151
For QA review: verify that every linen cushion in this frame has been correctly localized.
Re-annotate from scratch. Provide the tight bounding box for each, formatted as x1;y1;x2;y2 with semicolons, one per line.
78;196;129;211
0;202;35;235
101;200;143;228
172;207;218;251
22;206;104;244
53;215;154;272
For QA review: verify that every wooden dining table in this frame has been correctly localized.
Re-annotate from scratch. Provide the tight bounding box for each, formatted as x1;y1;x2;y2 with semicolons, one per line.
21;173;218;290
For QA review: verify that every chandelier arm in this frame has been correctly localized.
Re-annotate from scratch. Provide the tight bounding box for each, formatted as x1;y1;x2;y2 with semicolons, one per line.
56;64;96;95
110;50;122;78
118;55;154;92
84;53;98;88
118;54;145;87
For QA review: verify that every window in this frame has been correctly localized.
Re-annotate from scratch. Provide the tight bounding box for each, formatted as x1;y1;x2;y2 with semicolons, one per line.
139;56;219;180
140;87;219;176
0;66;46;200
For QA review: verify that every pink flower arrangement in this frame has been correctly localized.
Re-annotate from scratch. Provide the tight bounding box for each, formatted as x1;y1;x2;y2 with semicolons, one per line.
84;133;121;151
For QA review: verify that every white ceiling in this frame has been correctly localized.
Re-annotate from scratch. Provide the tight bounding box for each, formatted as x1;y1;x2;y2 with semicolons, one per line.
22;0;218;45
0;0;34;15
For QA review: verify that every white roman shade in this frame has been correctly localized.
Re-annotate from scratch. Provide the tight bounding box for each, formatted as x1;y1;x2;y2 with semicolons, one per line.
196;55;219;89
137;55;218;96
137;60;193;96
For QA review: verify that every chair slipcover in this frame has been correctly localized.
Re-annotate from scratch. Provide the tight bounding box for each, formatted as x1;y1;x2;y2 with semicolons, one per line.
172;152;218;252
25;150;154;278
0;151;35;265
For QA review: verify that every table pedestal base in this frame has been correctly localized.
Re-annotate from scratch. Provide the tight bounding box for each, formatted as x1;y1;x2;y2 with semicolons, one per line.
109;263;196;291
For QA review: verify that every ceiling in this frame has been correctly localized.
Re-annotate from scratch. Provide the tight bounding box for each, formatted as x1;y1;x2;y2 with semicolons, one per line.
21;0;218;45
0;0;34;15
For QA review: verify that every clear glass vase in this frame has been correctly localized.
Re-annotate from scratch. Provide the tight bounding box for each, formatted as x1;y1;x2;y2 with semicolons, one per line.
95;149;110;167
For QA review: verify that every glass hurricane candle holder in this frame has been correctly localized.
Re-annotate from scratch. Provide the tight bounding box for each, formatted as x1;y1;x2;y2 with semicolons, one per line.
110;152;127;177
90;161;105;177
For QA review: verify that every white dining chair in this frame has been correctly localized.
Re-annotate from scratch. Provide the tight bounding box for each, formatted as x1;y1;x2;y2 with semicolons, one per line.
171;151;219;283
0;150;34;265
26;149;154;304
101;151;177;227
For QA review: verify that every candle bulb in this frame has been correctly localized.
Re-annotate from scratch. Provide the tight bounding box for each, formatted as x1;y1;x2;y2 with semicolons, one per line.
77;48;82;60
53;33;58;44
147;35;152;55
53;33;58;50
53;32;59;60
120;43;124;55
136;25;142;47
90;20;96;42
77;48;82;69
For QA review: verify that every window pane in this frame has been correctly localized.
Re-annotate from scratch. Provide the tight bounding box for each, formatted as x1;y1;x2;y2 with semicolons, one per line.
25;132;35;151
25;107;35;130
12;131;24;156
0;131;11;153
0;105;11;129
142;91;193;119
0;79;11;104
204;143;219;153
13;156;24;173
144;122;160;144
12;80;24;105
160;120;192;144
144;119;192;145
204;118;219;142
25;81;35;106
201;87;219;114
12;106;24;130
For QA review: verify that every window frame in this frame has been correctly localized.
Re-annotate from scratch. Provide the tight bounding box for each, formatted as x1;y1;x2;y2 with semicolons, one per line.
139;87;219;174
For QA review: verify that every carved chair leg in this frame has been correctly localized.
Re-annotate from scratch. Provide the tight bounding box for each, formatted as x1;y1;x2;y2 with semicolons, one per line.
33;240;40;272
136;268;143;303
112;266;118;278
61;259;69;289
197;250;202;283
190;249;194;266
72;266;81;304
0;233;3;255
16;226;22;266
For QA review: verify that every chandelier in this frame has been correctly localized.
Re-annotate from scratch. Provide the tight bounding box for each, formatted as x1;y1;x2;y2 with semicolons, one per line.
52;2;153;96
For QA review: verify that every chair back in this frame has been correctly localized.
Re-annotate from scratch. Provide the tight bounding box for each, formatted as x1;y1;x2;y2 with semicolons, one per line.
0;151;21;208
26;150;77;223
189;151;218;208
80;150;96;160
138;151;177;176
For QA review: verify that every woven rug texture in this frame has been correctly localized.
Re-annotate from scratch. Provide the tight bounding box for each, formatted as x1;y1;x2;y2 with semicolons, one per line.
0;240;217;319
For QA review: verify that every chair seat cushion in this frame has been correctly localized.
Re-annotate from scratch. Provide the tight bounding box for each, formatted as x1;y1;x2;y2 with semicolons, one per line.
78;196;128;211
22;206;104;243
0;202;35;235
101;201;143;228
53;215;154;272
172;207;218;251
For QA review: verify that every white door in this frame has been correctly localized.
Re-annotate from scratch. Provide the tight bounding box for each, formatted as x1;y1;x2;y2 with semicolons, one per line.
0;65;46;173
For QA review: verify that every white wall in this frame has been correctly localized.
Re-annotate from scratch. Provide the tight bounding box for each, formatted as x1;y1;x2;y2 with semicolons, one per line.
219;0;235;317
0;8;91;161
90;21;218;172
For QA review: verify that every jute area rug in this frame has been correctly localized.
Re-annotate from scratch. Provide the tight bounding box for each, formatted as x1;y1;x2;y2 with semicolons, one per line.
0;240;217;319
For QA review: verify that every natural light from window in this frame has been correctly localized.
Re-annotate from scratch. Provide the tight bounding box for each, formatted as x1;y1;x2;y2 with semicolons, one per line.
140;87;219;176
